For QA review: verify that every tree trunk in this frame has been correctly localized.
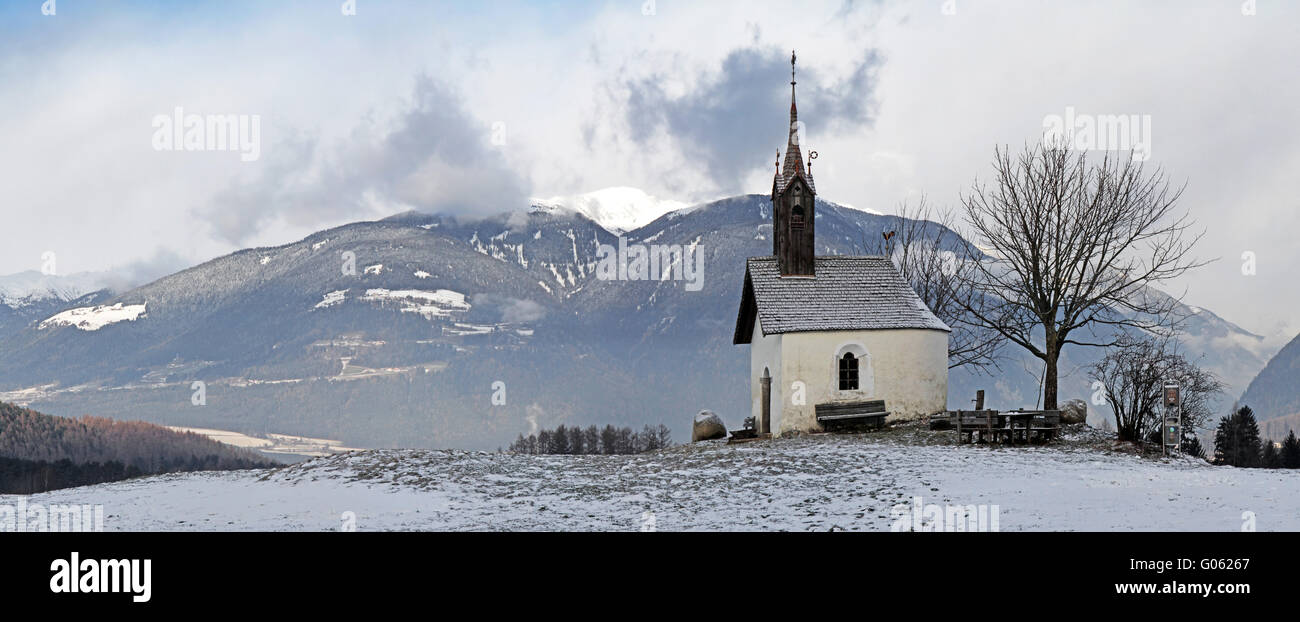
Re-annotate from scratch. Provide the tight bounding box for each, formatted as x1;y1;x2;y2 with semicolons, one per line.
1043;345;1060;411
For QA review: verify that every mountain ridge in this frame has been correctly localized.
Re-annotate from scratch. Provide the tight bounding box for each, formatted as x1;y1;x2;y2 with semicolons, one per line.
0;193;1276;450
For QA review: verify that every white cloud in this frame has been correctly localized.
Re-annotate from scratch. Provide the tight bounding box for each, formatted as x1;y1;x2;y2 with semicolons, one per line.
1;0;1297;335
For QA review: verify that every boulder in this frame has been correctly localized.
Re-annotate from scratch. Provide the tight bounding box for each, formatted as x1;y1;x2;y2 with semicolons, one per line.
692;410;727;442
1061;399;1088;425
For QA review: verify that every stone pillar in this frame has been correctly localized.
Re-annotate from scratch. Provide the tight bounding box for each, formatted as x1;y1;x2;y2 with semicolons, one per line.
760;369;772;435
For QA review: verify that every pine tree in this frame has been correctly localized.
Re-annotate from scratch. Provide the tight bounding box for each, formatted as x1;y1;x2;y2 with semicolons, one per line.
641;425;660;451
569;426;585;455
1213;406;1263;467
601;425;618;455
1282;431;1300;469
1262;440;1282;469
655;424;673;449
617;427;634;454
536;430;552;455
1181;433;1206;461
584;426;600;455
552;425;570;455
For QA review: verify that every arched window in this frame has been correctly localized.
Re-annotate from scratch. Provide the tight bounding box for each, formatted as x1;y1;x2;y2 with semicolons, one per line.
791;203;805;229
838;352;859;391
834;343;871;394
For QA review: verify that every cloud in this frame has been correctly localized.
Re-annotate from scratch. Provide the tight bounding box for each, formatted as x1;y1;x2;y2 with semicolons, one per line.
472;293;548;323
203;75;531;245
102;248;194;293
623;45;882;194
525;403;545;435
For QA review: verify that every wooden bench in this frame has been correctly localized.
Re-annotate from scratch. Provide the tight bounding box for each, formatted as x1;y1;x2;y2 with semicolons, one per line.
815;400;890;431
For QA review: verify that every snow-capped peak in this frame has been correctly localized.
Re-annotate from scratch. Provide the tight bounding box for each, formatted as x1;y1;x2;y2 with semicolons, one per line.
824;199;883;216
0;270;114;307
531;187;690;234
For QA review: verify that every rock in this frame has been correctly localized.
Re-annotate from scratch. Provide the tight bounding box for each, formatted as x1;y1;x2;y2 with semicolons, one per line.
1061;399;1088;425
692;410;727;442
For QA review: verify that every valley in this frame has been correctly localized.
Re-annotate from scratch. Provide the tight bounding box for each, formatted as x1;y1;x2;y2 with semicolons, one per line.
0;194;1290;452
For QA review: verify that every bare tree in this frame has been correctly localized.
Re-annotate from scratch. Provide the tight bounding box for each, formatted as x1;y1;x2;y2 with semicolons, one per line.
864;197;1004;372
1090;334;1223;444
959;143;1207;409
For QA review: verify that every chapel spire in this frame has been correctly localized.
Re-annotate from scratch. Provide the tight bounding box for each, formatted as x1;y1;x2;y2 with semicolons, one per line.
771;49;816;277
782;50;806;178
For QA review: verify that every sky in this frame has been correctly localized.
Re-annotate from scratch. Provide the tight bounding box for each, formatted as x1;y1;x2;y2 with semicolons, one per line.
1;0;1298;339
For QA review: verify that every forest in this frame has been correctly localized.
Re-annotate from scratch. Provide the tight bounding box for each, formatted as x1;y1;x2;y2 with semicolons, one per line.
507;424;673;455
0;401;275;493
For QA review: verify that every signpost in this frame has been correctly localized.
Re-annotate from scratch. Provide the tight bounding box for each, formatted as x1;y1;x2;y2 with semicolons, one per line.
1163;384;1181;456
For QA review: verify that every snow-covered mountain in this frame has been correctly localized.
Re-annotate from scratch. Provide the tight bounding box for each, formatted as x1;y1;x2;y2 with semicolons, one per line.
0;270;114;308
1241;331;1300;440
0;193;1273;450
0;271;117;345
531;187;691;234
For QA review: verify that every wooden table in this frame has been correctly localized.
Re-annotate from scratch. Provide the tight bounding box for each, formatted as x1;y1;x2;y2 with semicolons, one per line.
1002;411;1035;443
951;410;1060;444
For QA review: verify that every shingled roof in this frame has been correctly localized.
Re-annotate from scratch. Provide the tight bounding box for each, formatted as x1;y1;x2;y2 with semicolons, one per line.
733;256;951;344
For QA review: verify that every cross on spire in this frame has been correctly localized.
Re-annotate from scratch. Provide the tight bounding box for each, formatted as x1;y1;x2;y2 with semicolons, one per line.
790;50;798;113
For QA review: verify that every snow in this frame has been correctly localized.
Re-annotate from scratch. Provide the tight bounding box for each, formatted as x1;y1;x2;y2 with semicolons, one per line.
8;431;1298;531
316;288;471;319
0;270;112;307
360;288;470;319
363;264;384;275
694;410;722;424
413;270;431;279
314;290;347;309
533;187;689;234
444;323;496;336
165;427;274;449
39;302;147;331
824;199;883;216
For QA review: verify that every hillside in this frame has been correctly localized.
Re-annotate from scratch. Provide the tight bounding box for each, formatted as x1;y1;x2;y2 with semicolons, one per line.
0;194;1275;450
1241;332;1300;428
6;424;1299;531
0;401;275;493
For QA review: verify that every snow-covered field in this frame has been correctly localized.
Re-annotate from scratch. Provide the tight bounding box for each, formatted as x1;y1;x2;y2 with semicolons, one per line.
6;426;1298;531
38;302;147;331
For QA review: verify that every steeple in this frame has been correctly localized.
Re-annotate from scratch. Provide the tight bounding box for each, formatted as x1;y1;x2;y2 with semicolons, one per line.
782;51;806;179
771;49;816;277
